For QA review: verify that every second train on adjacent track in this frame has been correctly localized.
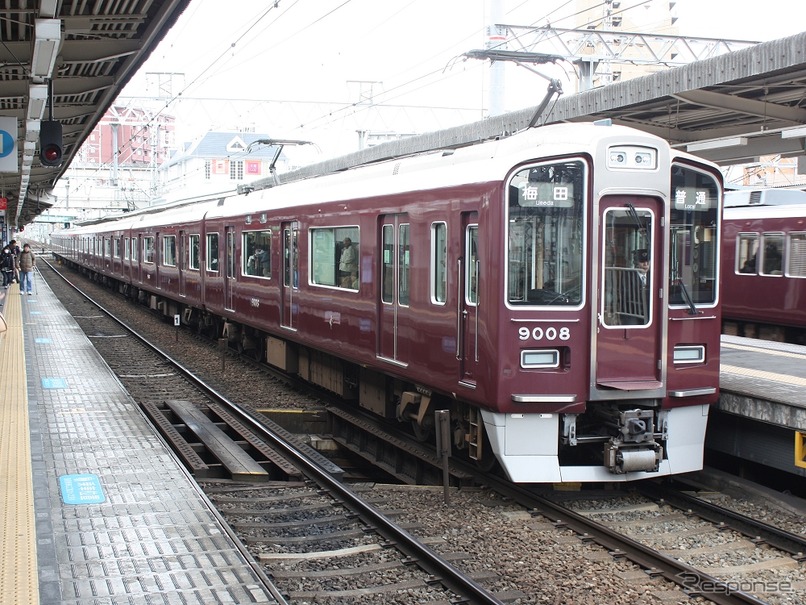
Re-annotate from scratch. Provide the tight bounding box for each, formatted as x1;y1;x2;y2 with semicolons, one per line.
51;121;724;483
722;189;806;344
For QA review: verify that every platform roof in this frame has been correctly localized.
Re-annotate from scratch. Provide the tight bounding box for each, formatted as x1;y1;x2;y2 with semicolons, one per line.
0;0;191;228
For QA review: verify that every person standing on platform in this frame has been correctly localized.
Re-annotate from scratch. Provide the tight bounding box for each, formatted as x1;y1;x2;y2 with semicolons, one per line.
16;243;36;295
1;245;15;288
8;239;20;283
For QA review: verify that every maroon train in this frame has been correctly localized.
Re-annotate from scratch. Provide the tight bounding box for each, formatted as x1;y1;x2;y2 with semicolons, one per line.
722;189;806;344
51;122;724;483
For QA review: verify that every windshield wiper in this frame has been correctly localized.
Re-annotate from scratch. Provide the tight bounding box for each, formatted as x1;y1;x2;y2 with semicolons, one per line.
677;278;699;315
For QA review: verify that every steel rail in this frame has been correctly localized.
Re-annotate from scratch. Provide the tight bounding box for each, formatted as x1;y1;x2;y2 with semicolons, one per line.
639;480;806;559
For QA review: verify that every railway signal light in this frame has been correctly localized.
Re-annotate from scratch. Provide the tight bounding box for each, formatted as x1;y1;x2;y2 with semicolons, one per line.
39;119;63;167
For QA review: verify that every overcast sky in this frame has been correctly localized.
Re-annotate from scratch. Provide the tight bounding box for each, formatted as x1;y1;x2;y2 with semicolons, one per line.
119;0;803;159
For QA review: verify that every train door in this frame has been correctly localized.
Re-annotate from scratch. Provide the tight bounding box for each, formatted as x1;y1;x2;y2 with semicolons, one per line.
458;212;480;386
134;235;141;283
281;222;299;330
178;230;186;297
595;197;663;389
224;227;236;311
154;231;161;289
378;214;410;365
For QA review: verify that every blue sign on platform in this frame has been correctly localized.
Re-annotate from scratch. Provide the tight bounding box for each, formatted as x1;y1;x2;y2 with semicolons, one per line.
0;116;18;172
35;337;52;344
41;377;67;389
59;474;105;504
0;128;14;158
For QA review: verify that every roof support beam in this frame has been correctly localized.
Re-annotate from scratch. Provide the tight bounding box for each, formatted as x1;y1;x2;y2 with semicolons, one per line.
672;89;806;124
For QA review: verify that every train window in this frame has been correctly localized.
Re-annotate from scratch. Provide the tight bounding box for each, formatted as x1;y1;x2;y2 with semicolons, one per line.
382;225;394;302
131;237;138;262
669;165;720;305
737;233;758;274
466;225;479;305
506;160;584;306
788;233;806;277
431;222;447;304
284;227;299;288
188;235;200;270
163;235;177;267
103;237;111;258
601;207;653;327
311;227;359;290
124;237;130;261
760;233;784;276
143;237;155;264
113;237;122;259
227;231;236;278
206;233;219;272
243;230;272;277
399;224;410;306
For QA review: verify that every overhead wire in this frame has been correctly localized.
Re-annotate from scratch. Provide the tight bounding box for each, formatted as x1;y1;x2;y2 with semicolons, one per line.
295;0;657;131
68;0;672;204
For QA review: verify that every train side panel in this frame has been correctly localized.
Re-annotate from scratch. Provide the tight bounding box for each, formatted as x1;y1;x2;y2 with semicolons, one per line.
722;204;806;342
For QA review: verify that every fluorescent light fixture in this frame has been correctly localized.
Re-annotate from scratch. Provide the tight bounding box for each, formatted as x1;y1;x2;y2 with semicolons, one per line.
39;0;59;18
686;137;747;152
31;19;62;79
25;120;41;142
781;126;806;139
27;84;48;120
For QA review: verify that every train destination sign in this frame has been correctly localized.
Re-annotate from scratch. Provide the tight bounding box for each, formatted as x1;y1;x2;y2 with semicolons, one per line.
518;182;575;208
673;187;714;211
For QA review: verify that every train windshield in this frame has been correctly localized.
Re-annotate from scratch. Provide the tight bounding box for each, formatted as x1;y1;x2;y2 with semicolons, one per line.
669;165;720;306
507;160;585;306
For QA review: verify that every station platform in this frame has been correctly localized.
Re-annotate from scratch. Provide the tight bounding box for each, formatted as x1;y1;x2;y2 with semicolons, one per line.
713;335;806;479
0;279;284;605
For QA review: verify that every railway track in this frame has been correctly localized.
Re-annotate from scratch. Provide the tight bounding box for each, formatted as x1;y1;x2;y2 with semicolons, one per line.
529;480;806;605
41;259;511;604
42;258;806;604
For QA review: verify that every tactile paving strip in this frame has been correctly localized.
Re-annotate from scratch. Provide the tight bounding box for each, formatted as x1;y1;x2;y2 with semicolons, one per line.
0;284;40;605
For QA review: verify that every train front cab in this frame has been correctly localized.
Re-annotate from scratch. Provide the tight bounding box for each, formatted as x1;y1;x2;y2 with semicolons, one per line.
480;143;722;483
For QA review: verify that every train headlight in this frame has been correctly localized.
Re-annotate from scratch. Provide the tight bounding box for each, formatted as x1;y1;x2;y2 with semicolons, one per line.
521;349;560;369
607;145;657;170
673;345;705;364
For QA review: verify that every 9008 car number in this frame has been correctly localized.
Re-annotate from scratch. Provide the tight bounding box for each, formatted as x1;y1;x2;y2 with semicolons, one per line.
518;326;571;342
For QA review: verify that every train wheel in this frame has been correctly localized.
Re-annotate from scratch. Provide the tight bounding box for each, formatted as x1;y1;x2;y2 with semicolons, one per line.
411;416;434;442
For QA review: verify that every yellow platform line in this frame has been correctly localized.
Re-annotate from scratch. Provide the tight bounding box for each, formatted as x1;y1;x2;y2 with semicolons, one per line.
0;285;39;604
722;364;806;387
722;341;806;360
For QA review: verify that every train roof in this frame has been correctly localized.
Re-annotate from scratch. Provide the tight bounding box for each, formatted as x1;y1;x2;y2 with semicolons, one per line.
723;201;806;220
724;189;806;208
56;121;719;236
203;121;706;220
